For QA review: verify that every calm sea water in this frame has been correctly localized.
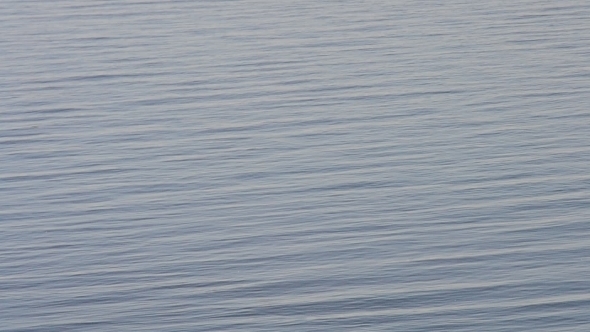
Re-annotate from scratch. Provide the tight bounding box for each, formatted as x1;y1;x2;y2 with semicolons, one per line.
2;1;590;331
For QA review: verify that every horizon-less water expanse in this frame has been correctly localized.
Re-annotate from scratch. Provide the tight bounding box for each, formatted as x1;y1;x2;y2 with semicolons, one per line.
2;1;590;331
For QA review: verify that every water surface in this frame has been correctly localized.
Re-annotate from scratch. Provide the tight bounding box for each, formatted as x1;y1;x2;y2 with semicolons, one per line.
2;1;590;331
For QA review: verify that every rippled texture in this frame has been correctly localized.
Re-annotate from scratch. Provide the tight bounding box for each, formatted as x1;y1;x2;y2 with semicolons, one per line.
2;1;590;331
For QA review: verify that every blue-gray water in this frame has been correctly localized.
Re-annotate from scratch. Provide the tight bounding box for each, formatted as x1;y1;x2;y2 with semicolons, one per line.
2;1;590;331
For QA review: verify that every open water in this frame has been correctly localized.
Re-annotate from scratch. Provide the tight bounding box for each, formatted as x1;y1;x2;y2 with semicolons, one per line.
2;1;590;331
